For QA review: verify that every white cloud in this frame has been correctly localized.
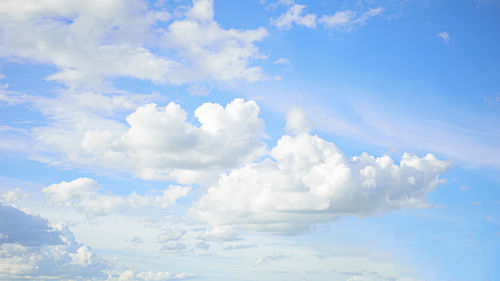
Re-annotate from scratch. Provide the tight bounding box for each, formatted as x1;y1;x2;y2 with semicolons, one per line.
0;89;30;105
318;11;356;29
34;98;266;184
0;188;24;205
191;130;450;235
256;252;287;264
271;2;382;32
319;7;383;30
437;32;451;44
0;204;109;280
272;4;317;30
274;57;290;65
0;0;268;87
356;7;384;25
163;0;268;84
285;108;310;135
43;178;190;216
120;98;266;182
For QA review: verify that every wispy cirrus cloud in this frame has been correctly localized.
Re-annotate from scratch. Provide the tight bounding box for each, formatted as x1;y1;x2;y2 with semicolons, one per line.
271;1;383;32
319;7;383;31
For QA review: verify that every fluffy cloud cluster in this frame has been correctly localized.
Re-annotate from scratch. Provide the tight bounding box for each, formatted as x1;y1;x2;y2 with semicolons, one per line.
272;1;383;31
43;178;190;216
192;132;450;235
0;204;197;280
34;98;266;184
0;204;109;280
0;0;267;87
163;0;268;84
117;98;266;182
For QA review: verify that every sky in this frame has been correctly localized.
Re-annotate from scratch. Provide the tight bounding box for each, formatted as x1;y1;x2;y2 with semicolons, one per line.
0;0;499;280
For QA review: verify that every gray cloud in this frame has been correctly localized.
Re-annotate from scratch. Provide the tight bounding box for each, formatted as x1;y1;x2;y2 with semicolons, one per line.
0;204;62;247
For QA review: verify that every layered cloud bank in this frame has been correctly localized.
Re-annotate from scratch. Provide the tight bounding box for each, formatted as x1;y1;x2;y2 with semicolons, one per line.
1;88;451;238
0;204;108;279
192;132;450;236
0;204;196;280
17;95;451;237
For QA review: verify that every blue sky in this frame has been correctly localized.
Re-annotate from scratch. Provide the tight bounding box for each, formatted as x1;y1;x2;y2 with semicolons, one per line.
0;0;498;280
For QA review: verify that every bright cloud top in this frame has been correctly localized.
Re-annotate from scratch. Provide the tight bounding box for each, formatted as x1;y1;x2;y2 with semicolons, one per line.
80;98;266;183
192;132;450;236
0;0;268;87
29;97;266;184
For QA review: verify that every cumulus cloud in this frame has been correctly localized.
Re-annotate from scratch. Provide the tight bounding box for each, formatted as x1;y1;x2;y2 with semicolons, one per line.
0;0;268;87
163;0;269;84
35;98;266;184
118;98;266;182
272;4;316;30
192;130;450;235
0;204;197;280
318;11;356;29
43;178;190;216
0;204;109;280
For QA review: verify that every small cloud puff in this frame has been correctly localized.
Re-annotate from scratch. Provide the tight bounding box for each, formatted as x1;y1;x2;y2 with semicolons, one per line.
43;178;190;216
437;31;451;44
